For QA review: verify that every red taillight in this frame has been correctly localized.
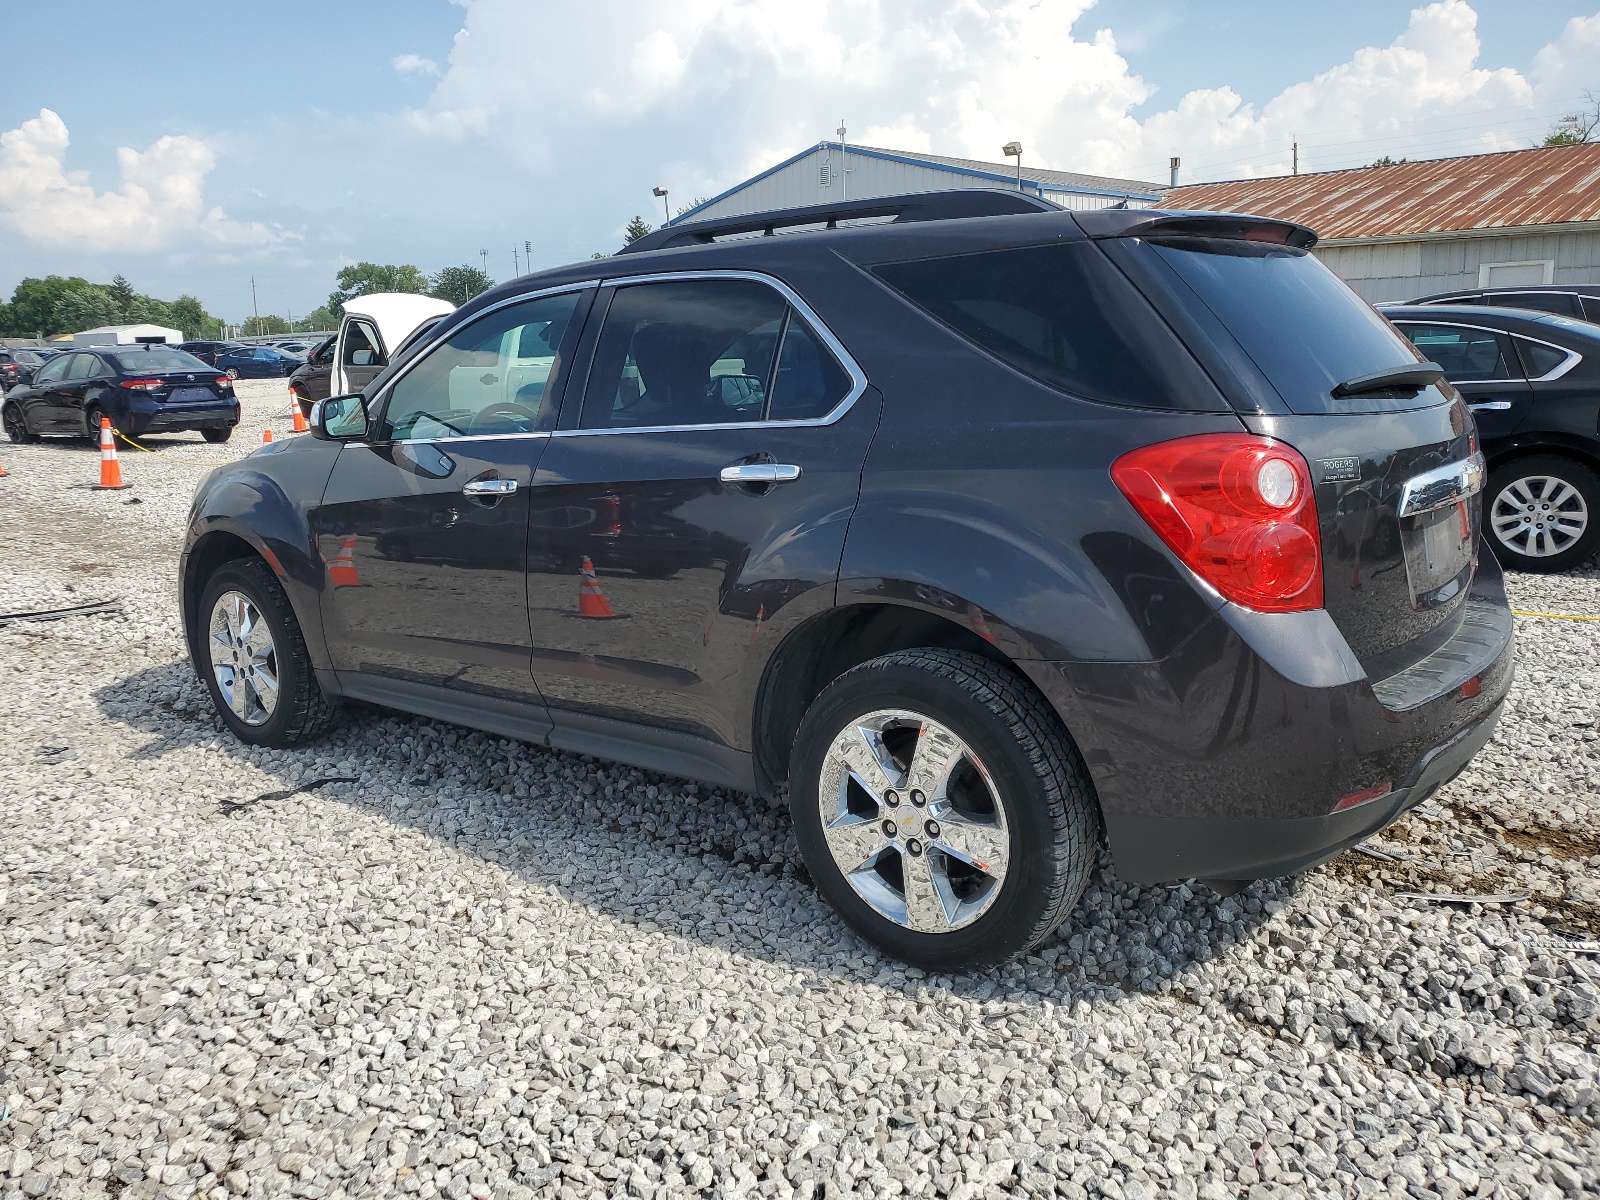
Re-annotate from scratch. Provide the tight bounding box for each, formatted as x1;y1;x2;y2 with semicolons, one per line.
1111;433;1323;612
215;375;232;390
120;378;163;390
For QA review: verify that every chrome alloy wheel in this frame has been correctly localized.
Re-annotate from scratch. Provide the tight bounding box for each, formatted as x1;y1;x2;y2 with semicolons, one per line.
1490;474;1589;559
817;709;1010;933
208;591;279;726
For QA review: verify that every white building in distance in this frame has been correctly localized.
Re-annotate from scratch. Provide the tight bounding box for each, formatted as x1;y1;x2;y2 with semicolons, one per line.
72;323;183;347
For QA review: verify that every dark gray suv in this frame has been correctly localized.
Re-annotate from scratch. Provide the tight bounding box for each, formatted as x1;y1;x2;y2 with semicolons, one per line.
179;191;1513;969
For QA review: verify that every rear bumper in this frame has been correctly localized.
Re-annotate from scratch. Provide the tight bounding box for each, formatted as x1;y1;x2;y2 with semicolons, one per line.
1023;545;1514;884
125;401;239;434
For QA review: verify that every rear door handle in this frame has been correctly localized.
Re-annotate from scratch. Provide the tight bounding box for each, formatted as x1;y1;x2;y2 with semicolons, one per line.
463;478;518;496
719;463;802;484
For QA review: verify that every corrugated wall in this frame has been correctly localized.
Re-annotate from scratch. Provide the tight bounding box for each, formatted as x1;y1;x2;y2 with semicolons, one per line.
690;146;1153;221
1320;228;1600;302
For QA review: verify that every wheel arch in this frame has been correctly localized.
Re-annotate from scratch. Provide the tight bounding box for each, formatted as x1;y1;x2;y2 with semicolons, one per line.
752;599;1077;799
1485;437;1600;478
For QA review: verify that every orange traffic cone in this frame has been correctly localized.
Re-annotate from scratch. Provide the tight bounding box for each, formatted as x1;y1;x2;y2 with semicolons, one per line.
328;537;361;588
262;427;273;444
93;417;130;490
291;392;308;432
577;556;618;618
748;603;765;647
0;460;8;477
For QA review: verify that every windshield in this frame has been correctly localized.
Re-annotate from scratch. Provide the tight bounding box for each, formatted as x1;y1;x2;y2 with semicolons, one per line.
107;347;212;373
1146;236;1428;414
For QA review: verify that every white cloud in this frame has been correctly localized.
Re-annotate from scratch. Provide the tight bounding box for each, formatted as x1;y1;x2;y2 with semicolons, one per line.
0;109;281;251
392;53;440;76
392;0;1600;196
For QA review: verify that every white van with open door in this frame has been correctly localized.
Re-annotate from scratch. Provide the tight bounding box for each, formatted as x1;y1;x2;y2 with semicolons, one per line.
331;293;455;396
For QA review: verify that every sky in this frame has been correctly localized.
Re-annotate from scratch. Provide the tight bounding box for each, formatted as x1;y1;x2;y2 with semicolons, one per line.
1;0;1598;324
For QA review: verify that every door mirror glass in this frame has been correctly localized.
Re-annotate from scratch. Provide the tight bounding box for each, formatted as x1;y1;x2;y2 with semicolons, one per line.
312;393;369;440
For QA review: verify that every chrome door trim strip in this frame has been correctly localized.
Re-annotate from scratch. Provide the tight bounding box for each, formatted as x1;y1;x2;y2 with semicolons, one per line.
1397;451;1486;519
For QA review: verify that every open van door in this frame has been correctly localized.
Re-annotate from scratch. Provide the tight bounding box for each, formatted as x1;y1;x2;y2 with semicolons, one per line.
331;293;455;395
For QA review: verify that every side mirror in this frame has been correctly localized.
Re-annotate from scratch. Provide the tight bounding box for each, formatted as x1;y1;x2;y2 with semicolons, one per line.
310;393;369;441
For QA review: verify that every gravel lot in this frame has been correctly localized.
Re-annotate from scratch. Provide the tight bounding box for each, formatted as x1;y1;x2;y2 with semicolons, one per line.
1;380;1598;1200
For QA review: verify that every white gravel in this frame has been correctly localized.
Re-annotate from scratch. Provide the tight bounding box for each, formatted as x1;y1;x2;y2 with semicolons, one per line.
1;381;1598;1200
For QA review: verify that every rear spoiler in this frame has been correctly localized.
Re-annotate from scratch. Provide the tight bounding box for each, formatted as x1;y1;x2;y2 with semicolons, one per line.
1073;208;1318;249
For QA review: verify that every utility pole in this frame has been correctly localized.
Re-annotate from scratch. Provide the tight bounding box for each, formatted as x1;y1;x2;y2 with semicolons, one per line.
513;244;520;276
525;240;532;273
837;122;848;200
480;249;488;275
250;277;259;336
1292;139;1299;176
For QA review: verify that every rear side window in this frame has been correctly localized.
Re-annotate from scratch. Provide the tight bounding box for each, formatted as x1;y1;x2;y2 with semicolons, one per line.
873;241;1221;410
1392;323;1515;382
1514;338;1571;379
1581;296;1600;324
580;279;853;429
1146;237;1423;413
1495;292;1579;317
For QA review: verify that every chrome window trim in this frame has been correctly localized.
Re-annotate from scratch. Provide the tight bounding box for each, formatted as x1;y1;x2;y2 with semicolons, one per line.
1391;318;1583;385
547;268;868;438
368;282;597;446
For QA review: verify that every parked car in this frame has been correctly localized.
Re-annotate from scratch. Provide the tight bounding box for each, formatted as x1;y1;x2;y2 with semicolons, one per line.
273;341;314;355
288;336;335;417
177;340;238;367
0;347;57;391
179;191;1511;970
1406;283;1600;323
1378;303;1600;571
4;344;238;443
214;344;302;379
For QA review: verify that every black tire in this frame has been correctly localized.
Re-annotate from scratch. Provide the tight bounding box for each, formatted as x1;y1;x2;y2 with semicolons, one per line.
1484;454;1600;573
84;405;106;442
2;401;35;443
197;558;339;747
789;648;1100;971
202;427;233;444
225;367;240;380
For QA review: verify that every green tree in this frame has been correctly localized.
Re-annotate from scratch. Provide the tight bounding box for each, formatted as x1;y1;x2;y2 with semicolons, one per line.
1;276;98;336
622;216;652;247
54;286;118;334
675;197;711;218
1542;92;1600;146
168;295;218;340
108;274;137;320
124;294;174;327
327;262;428;318
429;264;493;305
1369;155;1408;168
297;305;337;333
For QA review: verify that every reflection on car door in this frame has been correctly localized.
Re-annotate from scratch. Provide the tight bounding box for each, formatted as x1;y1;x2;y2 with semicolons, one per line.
21;354;72;433
308;289;590;728
1394;321;1532;443
524;276;877;757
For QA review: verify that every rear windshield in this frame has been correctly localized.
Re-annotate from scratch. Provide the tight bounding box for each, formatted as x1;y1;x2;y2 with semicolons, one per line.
1146;237;1426;414
872;241;1225;411
107;347;210;373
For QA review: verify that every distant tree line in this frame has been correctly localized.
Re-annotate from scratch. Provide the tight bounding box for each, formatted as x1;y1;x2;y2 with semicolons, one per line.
327;262;495;317
0;275;223;340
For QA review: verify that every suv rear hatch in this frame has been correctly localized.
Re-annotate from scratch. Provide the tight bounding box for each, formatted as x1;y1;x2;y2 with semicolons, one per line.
1094;216;1483;677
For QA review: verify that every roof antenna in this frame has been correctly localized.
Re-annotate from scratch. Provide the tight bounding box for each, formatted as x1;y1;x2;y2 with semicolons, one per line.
837;122;848;200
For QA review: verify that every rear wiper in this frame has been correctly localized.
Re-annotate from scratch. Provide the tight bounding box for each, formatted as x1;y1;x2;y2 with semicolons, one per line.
1331;361;1445;398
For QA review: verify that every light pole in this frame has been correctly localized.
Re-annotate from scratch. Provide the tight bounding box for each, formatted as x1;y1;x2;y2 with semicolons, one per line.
653;186;670;225
1003;142;1023;191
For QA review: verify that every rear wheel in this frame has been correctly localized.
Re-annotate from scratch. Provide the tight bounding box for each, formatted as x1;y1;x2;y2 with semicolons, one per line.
3;402;35;443
202;427;233;444
198;558;338;746
1485;455;1600;573
789;648;1100;970
225;368;240;380
84;405;107;442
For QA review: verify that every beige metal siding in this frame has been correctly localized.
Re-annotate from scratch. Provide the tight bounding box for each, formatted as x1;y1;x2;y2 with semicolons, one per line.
1317;229;1600;302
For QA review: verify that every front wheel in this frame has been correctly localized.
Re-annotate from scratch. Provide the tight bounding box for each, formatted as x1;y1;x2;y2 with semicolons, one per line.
1485;455;1600;573
197;558;338;746
789;648;1100;971
3;402;35;443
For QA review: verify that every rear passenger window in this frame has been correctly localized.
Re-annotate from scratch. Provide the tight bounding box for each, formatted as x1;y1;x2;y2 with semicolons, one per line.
579;279;853;429
1514;338;1570;379
1581;296;1600;324
873;241;1222;410
1495;293;1578;317
1394;323;1514;382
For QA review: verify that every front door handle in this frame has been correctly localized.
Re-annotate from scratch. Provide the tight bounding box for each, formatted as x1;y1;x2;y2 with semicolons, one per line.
1467;400;1512;411
463;478;518;496
719;463;802;485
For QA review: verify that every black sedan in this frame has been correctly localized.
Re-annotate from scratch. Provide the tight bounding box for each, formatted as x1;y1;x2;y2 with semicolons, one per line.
2;344;239;444
1406;283;1600;323
214;344;301;379
0;347;58;392
177;340;238;367
1380;303;1600;571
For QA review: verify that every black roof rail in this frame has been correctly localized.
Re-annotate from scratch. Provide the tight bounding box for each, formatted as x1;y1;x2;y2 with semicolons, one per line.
1073;208;1319;249
618;189;1062;255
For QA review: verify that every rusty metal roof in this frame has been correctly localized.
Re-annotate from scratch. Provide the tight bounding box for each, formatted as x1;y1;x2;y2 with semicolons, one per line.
1161;143;1600;240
